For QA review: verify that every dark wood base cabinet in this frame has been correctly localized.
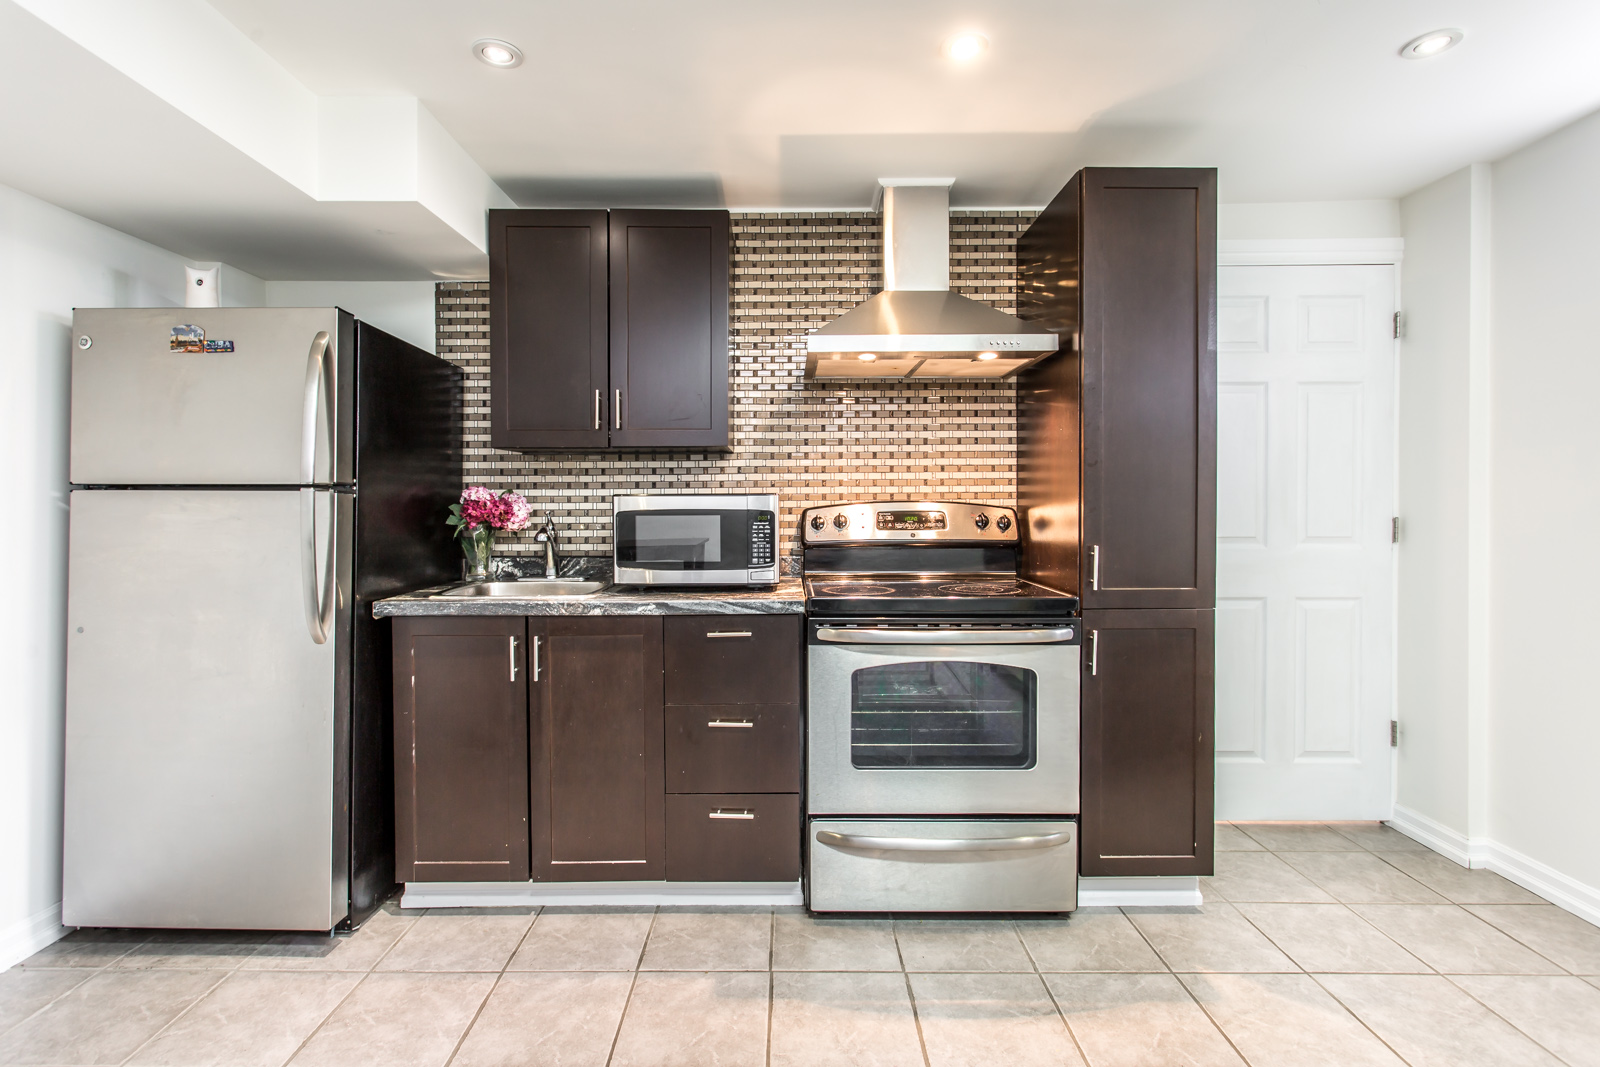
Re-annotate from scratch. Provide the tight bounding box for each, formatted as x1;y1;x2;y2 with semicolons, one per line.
1080;609;1214;877
392;617;530;882
396;613;802;886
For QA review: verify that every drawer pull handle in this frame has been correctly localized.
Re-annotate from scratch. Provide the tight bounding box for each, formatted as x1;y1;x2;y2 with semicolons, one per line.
710;809;756;820
707;719;754;728
705;630;753;639
815;830;1072;853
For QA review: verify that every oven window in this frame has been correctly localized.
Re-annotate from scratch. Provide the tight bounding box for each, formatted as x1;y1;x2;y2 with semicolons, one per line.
633;514;723;564
850;661;1037;769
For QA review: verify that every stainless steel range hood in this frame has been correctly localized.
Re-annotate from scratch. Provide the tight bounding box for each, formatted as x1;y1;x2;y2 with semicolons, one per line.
806;180;1058;379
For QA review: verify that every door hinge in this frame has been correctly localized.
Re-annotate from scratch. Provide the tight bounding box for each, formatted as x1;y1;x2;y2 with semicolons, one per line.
1392;517;1400;543
1393;312;1404;339
1390;720;1399;747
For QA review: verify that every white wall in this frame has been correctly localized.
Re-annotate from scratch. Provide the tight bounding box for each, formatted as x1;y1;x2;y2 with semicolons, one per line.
1484;108;1600;904
1219;200;1401;241
1395;166;1491;843
263;281;437;353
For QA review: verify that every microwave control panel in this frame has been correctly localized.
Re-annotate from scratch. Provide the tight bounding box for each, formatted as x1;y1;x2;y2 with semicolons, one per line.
749;511;775;568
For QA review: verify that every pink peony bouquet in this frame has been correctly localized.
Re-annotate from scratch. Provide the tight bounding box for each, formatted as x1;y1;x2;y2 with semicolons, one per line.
449;486;534;535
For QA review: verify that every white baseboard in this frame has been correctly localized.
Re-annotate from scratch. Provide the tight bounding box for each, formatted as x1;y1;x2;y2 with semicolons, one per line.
1389;805;1481;866
1480;840;1600;929
403;880;805;909
0;903;70;971
1078;876;1202;908
1389;806;1600;929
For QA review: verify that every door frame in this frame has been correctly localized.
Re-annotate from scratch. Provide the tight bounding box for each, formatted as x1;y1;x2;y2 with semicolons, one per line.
1216;238;1404;818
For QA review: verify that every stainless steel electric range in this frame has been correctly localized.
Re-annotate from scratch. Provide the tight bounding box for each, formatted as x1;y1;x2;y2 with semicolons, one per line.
801;501;1082;913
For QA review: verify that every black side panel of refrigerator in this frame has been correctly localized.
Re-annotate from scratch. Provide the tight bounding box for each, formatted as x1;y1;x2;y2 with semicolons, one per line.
349;317;463;925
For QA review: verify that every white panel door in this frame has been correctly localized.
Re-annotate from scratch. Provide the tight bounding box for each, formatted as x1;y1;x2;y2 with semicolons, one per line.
1215;264;1395;819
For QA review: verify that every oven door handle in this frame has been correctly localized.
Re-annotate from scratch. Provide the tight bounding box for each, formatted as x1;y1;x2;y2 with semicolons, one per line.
815;830;1072;853
814;626;1076;645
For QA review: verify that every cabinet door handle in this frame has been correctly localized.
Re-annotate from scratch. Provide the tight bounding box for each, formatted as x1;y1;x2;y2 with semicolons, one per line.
1090;544;1101;591
532;635;541;682
707;719;754;728
705;630;752;639
593;389;601;430
1088;629;1099;676
509;636;518;682
709;809;755;820
614;388;622;429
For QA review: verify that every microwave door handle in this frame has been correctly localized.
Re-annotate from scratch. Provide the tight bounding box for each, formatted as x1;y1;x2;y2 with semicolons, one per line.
815;830;1072;852
814;627;1076;645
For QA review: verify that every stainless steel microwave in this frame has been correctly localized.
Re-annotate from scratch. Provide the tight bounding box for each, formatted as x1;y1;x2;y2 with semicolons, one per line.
613;494;780;586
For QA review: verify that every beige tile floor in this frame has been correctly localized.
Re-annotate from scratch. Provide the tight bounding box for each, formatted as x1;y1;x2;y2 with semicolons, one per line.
3;822;1599;1066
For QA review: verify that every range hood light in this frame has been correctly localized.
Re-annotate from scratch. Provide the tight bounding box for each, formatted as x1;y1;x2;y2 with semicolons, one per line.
976;351;998;361
858;353;878;361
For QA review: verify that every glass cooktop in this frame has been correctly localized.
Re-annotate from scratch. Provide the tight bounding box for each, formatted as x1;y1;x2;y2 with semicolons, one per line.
804;576;1079;617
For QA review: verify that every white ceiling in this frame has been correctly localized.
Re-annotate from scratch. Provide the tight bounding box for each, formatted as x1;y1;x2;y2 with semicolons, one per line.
4;0;1599;278
206;0;1600;208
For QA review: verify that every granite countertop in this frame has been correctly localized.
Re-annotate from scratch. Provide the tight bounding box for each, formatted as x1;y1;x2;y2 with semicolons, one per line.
373;557;806;617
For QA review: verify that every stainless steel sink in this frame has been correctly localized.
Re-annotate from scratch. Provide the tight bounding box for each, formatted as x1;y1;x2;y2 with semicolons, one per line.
434;580;609;598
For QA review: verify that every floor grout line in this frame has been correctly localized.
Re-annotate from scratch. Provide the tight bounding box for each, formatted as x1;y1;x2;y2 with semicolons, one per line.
601;907;657;1067
441;905;539;1067
890;917;933;1067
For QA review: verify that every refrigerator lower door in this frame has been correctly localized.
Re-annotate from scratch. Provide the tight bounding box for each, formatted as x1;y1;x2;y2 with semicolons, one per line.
64;488;353;931
70;308;351;486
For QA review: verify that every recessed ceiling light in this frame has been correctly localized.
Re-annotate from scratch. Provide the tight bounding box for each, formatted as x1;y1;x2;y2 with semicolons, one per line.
942;32;988;62
857;352;878;361
473;38;524;68
1399;28;1463;59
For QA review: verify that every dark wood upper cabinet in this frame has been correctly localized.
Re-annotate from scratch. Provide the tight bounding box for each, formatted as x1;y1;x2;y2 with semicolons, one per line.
489;210;609;450
609;210;730;448
529;617;666;881
1018;168;1217;609
1079;608;1214;877
392;617;530;883
488;208;730;451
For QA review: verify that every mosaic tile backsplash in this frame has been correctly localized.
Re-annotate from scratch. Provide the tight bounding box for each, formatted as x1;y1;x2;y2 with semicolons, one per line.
437;209;1037;563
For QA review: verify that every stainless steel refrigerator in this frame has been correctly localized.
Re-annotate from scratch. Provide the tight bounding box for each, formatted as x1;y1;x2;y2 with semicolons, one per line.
62;307;461;932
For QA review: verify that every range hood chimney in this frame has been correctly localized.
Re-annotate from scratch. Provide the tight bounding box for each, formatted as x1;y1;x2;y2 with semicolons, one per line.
805;179;1058;379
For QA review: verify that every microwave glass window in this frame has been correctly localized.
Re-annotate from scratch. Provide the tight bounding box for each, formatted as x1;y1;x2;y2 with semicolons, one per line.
633;514;723;564
849;661;1037;769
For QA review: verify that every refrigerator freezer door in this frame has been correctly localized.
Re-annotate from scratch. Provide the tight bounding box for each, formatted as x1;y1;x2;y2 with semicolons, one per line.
63;488;353;931
70;308;352;486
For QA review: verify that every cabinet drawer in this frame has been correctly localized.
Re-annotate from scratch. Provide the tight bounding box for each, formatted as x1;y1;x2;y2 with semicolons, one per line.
665;794;800;882
664;616;801;705
665;705;800;794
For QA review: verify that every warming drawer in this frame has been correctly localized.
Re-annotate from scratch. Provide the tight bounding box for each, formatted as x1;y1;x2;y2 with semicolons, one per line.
808;818;1077;913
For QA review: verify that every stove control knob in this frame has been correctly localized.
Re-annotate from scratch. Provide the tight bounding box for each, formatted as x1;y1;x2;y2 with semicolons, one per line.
832;513;850;530
809;514;826;532
996;514;1012;532
973;513;990;530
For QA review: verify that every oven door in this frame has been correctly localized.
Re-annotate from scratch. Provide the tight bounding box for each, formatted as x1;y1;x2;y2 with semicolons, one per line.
807;623;1080;816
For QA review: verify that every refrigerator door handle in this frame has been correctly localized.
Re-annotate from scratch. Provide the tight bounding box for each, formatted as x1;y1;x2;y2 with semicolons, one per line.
300;488;335;644
301;331;333;485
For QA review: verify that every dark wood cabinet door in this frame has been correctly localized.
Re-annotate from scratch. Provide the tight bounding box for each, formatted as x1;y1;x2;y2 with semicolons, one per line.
1080;608;1214;877
663;615;802;706
529;617;666;880
393;617;529;882
1079;169;1217;609
489;209;609;449
608;210;730;449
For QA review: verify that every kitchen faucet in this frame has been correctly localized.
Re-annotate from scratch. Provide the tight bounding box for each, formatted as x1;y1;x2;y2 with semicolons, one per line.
535;518;561;579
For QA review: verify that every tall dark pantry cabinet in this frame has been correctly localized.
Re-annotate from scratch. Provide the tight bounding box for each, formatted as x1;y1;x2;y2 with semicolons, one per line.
1017;168;1218;877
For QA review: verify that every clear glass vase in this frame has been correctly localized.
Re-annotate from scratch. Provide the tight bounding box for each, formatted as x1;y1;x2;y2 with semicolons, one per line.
462;526;495;580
